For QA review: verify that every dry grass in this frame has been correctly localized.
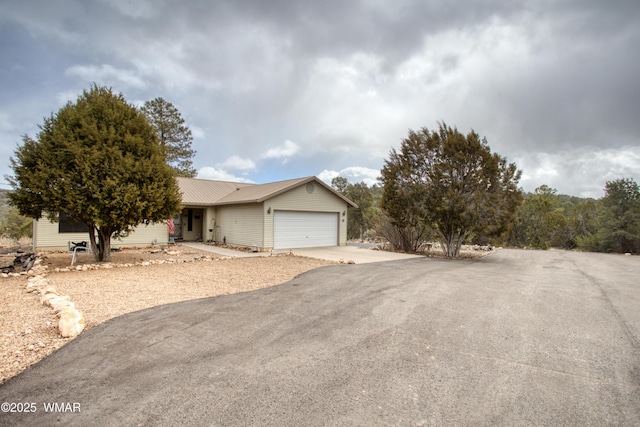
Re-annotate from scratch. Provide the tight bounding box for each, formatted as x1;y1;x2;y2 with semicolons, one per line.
0;237;32;247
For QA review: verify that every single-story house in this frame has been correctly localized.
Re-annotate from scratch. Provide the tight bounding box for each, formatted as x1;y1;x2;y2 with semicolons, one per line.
33;176;357;251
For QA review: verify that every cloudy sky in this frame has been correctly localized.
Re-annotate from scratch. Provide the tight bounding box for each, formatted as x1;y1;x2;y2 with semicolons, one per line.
1;0;639;198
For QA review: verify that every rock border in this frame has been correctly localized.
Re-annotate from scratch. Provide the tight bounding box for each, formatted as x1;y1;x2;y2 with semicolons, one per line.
50;252;228;273
4;251;232;339
23;260;85;338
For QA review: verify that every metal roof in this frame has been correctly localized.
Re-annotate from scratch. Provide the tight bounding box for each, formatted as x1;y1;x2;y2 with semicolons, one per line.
176;176;357;208
176;177;255;205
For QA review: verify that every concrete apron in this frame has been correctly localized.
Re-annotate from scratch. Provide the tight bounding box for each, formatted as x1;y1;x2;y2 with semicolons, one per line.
290;246;424;264
180;242;423;264
179;242;265;258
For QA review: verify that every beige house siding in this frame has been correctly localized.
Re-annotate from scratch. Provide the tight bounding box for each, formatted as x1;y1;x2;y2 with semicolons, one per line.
216;203;264;247
36;219;87;250
34;219;168;250
117;222;169;247
263;182;349;249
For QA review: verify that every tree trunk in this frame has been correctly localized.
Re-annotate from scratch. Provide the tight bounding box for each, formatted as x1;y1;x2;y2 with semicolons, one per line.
98;228;112;262
89;227;113;262
438;229;452;257
88;226;100;262
438;229;468;257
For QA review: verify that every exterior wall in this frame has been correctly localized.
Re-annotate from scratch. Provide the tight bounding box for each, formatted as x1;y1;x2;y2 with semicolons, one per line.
264;182;349;249
115;222;169;247
216;203;264;248
34;219;168;250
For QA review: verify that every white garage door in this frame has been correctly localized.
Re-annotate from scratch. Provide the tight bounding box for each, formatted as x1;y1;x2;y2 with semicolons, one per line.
274;211;338;249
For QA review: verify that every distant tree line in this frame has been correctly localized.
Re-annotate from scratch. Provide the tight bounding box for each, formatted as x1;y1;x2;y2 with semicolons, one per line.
509;179;640;253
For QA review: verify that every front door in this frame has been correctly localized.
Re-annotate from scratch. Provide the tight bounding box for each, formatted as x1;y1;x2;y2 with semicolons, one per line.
182;208;203;241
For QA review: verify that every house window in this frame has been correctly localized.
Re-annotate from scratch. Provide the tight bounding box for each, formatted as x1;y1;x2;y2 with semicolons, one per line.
188;209;193;232
59;212;89;233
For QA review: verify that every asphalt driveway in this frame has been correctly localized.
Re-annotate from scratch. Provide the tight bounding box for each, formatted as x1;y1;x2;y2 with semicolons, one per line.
1;249;639;426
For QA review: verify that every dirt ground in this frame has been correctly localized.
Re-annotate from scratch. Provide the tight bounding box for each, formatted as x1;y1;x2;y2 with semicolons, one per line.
0;245;334;384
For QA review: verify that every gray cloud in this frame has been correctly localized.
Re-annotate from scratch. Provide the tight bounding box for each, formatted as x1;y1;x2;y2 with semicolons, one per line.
1;0;639;197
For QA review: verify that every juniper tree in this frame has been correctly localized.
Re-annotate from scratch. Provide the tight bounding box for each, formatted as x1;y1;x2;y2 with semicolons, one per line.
7;85;182;261
380;122;523;257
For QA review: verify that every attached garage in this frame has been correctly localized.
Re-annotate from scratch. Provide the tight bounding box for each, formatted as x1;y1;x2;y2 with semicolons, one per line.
273;211;339;249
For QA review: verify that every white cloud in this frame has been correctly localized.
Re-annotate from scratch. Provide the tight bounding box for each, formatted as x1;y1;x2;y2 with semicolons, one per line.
515;146;640;198
263;140;300;160
218;155;255;171
317;169;340;184
196;167;254;183
65;64;147;90
190;125;205;140
318;166;381;187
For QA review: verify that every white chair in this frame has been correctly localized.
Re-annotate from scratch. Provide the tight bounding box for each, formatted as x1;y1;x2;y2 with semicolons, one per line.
68;241;91;266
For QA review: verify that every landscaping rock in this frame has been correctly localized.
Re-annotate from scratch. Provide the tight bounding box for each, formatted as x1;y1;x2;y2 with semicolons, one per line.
25;275;48;292
40;285;58;296
51;299;75;314
58;307;85;338
40;292;60;306
47;295;71;310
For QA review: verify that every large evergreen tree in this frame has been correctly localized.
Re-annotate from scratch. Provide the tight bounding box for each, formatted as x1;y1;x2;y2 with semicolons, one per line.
141;97;197;177
380;123;523;257
8;85;182;261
